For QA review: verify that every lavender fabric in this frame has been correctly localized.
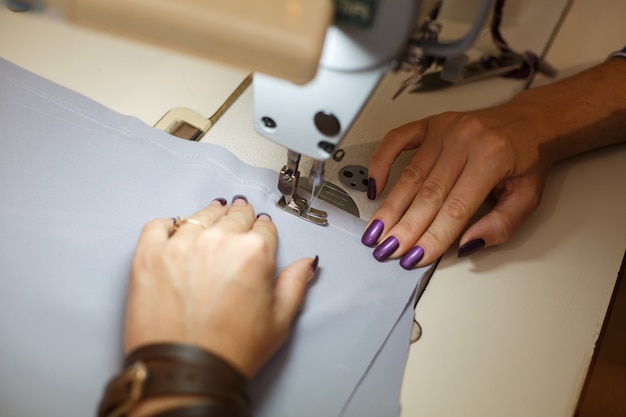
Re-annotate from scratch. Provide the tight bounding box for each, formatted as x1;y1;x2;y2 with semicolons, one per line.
0;59;434;417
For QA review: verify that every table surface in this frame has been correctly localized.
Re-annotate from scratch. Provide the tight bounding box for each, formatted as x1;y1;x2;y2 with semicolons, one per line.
1;1;625;416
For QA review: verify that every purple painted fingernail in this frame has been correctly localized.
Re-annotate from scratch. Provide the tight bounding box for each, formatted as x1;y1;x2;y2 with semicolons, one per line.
308;255;320;282
400;246;425;270
367;177;376;200
213;198;227;206
256;212;272;221
361;219;384;246
458;238;486;257
373;236;399;262
231;194;248;205
310;255;319;273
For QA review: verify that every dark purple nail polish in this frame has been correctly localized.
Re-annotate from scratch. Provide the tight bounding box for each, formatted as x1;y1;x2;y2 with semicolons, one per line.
256;212;272;221
373;236;399;262
231;194;248;204
361;219;384;246
214;198;227;206
458;238;486;257
310;255;319;273
400;246;425;270
367;177;376;200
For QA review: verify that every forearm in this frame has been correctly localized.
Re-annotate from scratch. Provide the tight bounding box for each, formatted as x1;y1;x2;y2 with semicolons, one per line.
503;57;626;162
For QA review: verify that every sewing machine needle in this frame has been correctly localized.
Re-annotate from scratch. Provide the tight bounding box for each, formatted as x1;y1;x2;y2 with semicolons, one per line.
308;160;325;207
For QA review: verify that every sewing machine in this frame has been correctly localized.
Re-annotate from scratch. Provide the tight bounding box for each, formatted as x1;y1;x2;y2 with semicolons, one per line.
31;0;498;225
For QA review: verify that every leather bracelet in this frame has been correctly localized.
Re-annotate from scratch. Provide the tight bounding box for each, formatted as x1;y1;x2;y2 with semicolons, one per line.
98;343;250;417
153;404;247;417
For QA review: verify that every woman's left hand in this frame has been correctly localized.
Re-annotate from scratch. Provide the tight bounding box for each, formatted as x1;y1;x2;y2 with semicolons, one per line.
124;196;316;379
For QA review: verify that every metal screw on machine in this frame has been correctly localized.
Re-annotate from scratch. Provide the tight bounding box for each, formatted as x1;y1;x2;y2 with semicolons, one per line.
261;116;277;129
318;141;336;156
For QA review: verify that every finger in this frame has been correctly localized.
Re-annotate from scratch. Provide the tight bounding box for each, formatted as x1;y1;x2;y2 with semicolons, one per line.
380;143;467;258
412;170;497;266
216;195;256;233
363;138;441;247
188;197;229;226
457;174;545;257
136;218;175;248
251;213;278;260
272;257;317;329
368;119;429;196
172;198;229;237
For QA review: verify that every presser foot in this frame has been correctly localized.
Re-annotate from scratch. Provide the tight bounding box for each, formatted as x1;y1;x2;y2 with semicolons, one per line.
277;194;328;226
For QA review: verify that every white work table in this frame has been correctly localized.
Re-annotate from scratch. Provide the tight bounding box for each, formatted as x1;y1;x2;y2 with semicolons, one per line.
1;1;625;416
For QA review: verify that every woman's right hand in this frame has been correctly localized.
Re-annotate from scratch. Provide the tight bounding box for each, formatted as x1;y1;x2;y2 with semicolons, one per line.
364;105;554;268
364;57;626;269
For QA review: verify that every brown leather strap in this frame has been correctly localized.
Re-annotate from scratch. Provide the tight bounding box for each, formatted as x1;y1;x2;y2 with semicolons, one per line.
153;404;245;417
126;344;249;405
98;344;250;417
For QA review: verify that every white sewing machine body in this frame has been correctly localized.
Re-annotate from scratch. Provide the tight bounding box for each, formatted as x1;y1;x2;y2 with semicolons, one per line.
254;0;423;224
254;0;418;162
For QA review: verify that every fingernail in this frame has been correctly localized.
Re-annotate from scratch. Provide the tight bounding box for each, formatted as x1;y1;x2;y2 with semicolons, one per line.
310;255;319;273
361;219;384;246
213;198;227;206
367;177;376;200
458;238;485;257
308;255;319;282
256;212;272;221
6;0;38;12
373;236;399;262
400;246;425;270
231;195;248;205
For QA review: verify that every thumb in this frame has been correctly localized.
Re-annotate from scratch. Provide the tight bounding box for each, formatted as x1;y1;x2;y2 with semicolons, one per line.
273;256;318;327
458;175;545;257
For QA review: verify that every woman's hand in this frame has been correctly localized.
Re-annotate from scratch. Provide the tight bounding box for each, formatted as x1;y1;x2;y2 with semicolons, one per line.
362;57;626;269
124;196;317;379
363;105;555;269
